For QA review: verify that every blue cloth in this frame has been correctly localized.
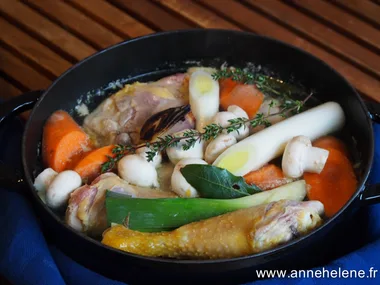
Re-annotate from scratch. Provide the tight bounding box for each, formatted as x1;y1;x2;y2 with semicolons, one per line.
0;116;380;285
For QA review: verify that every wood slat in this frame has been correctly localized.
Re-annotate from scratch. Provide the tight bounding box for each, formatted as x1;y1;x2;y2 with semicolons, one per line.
0;17;72;78
110;0;194;30
0;77;22;100
290;0;380;52
331;0;380;27
199;0;380;102
0;0;95;62
0;46;51;91
66;0;154;39
246;0;380;78
155;0;240;30
25;0;123;50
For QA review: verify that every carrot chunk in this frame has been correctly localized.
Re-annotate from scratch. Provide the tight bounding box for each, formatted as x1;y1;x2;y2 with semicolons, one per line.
73;145;115;183
313;136;348;156
244;164;288;190
220;82;264;118
42;110;91;172
304;142;357;217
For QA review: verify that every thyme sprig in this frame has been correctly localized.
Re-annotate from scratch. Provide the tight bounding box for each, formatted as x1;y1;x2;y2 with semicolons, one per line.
100;92;312;173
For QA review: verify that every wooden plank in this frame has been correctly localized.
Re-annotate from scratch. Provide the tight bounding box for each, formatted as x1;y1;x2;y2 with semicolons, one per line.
0;77;22;100
0;46;51;91
199;0;380;102
155;0;240;30
331;0;380;27
0;17;72;78
110;0;193;30
25;0;123;50
0;0;95;62
291;0;380;52
67;0;154;38
246;0;380;77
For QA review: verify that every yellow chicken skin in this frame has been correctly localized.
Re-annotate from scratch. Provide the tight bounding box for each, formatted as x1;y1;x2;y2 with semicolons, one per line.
102;200;324;259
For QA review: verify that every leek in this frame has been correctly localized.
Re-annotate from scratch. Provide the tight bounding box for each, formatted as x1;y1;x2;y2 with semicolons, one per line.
106;180;306;232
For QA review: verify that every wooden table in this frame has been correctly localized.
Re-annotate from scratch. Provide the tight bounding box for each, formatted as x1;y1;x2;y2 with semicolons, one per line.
0;0;380;283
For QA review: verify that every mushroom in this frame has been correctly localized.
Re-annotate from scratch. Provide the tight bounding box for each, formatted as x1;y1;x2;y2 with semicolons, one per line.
282;136;329;179
204;134;237;164
166;129;205;165
171;158;208;197
118;154;159;188
212;111;249;141
251;99;285;133
136;147;162;168
46;170;82;209
227;105;249;119
34;168;58;192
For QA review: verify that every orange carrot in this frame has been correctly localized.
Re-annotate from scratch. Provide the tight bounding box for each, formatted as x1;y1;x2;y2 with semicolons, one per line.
220;83;264;118
244;164;288;190
73;145;115;183
42;110;91;172
304;143;357;217
220;78;239;101
313;136;348;156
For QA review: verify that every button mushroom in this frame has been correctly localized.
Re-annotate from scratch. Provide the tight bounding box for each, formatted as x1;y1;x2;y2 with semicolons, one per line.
282;136;329;179
251;99;285;133
171;158;207;197
136;146;162;168
34;168;58;192
166;129;205;165
204;134;237;164
212;111;249;141
46;170;82;209
227;105;249;119
118;154;159;188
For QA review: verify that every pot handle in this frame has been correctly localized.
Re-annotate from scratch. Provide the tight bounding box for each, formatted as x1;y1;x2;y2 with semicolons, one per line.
0;90;43;125
0;90;43;192
360;101;380;205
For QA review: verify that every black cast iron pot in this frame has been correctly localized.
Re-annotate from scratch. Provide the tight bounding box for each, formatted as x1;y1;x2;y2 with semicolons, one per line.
1;29;380;285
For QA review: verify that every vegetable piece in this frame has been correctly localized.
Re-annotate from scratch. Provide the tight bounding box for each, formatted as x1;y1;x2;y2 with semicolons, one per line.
171;158;208;197
312;136;348;156
189;70;220;131
103;199;324;259
282;136;329;178
181;164;261;199
304;143;357;217
213;102;345;176
136;147;162;168
219;78;239;104
244;164;289;190
106;180;307;232
73;145;115;183
211;111;249;141
220;84;264;119
42;110;91;172
118;154;159;188
166;129;205;164
227;105;249;119
204;134;237;163
33;168;58;192
251;99;285;133
46;170;82;209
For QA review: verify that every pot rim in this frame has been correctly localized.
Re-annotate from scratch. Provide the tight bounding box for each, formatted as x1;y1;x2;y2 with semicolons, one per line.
21;28;375;265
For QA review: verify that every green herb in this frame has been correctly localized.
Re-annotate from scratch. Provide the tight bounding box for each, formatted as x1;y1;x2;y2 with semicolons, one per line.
105;180;307;232
180;164;261;199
